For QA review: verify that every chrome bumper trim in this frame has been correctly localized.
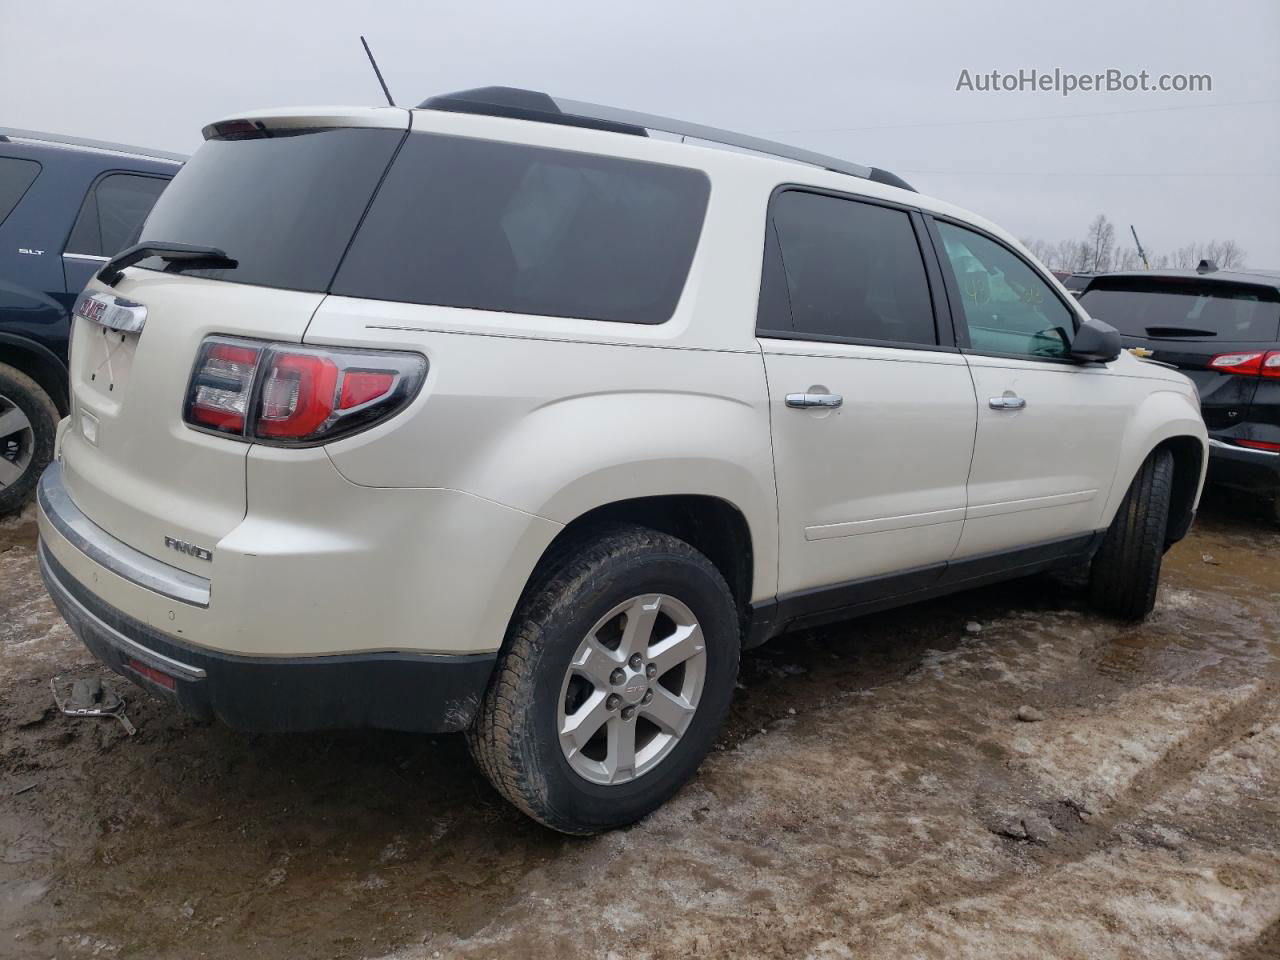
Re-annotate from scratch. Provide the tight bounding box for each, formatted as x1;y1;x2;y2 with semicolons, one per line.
39;542;207;681
1208;438;1280;458
37;462;211;608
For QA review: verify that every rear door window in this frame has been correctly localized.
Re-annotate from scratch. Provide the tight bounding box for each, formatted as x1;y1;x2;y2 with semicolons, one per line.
1079;279;1280;342
0;156;41;227
66;173;169;257
136;128;405;291
758;189;937;346
332;132;711;324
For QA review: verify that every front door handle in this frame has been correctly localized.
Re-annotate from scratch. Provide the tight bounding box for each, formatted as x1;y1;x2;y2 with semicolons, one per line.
989;393;1026;411
786;393;843;409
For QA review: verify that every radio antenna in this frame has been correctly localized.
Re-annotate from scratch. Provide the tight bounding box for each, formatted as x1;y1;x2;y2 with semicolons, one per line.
360;36;396;107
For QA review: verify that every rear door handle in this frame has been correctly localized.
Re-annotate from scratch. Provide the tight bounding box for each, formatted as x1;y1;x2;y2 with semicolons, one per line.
786;393;843;409
989;393;1026;411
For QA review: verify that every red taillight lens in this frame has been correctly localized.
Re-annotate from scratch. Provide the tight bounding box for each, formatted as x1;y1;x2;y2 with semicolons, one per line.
185;340;262;434
339;371;396;409
1262;352;1280;379
1238;439;1280;452
1209;351;1265;376
256;352;339;439
183;337;427;445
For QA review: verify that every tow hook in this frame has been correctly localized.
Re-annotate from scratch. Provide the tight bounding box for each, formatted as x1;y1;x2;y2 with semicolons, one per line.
50;676;137;736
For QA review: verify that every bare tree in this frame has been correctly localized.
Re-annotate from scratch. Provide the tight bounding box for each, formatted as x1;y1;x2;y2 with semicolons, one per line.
1085;214;1116;272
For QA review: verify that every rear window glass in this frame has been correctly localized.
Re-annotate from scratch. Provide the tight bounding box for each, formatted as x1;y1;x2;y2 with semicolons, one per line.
0;156;41;227
136;128;404;292
1080;279;1280;342
331;132;711;324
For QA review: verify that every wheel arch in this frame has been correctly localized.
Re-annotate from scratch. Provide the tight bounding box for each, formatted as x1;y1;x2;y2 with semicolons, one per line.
1100;388;1206;542
0;333;68;416
515;494;758;640
1153;434;1205;548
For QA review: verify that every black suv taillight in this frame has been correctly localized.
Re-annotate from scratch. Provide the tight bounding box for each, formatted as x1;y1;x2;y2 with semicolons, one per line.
1208;350;1280;378
184;336;427;446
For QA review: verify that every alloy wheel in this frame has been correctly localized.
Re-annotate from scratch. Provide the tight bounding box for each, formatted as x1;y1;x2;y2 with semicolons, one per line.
556;593;707;785
0;394;33;490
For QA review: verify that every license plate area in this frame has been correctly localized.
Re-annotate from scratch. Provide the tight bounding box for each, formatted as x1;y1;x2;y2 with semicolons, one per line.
78;323;140;401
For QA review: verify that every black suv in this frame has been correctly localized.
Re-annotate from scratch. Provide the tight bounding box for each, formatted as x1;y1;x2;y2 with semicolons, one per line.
0;129;182;514
1078;263;1280;520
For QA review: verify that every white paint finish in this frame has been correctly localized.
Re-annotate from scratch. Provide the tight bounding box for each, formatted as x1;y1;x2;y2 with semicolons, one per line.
954;351;1198;558
40;446;561;656
805;505;967;540
59;274;327;578
47;105;1210;662
312;310;781;604
760;339;976;593
963;488;1097;520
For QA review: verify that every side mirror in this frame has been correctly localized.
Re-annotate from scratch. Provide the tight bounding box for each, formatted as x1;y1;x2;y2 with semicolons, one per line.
1069;317;1121;364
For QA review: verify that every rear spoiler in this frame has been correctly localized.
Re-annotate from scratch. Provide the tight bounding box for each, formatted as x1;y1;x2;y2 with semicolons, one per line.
202;107;409;141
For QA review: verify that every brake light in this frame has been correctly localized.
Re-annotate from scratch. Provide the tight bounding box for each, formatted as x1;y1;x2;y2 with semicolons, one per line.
1263;352;1280;379
1209;351;1265;376
1238;439;1280;452
183;337;426;445
257;353;339;439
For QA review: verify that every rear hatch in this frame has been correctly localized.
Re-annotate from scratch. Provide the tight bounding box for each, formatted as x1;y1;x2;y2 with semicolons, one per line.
1078;275;1280;434
60;111;408;575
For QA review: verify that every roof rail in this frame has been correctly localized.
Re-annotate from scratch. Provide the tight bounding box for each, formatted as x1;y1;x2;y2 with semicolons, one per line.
417;87;915;192
0;127;186;164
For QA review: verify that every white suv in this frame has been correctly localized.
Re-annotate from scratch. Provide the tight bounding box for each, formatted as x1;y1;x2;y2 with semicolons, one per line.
38;88;1207;834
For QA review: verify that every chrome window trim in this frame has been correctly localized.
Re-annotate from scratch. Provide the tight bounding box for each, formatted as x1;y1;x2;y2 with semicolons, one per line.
37;462;211;608
62;252;110;263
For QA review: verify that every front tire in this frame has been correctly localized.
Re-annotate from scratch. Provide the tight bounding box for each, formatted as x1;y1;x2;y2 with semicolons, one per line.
1089;449;1175;620
0;362;59;517
467;525;739;834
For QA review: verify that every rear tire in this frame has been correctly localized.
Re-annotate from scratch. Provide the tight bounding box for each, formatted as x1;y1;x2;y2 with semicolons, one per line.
0;362;58;517
1089;449;1175;620
467;524;739;835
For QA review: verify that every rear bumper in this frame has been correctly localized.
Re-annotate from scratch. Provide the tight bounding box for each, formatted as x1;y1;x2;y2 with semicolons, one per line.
39;542;496;732
1206;438;1280;496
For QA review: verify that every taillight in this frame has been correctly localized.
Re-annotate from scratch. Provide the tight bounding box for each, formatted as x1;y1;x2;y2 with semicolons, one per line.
1263;352;1280;379
183;337;426;446
186;339;262;434
256;352;339;439
1208;351;1265;376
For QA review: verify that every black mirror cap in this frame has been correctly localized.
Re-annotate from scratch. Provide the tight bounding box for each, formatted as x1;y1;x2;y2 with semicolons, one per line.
1070;317;1122;364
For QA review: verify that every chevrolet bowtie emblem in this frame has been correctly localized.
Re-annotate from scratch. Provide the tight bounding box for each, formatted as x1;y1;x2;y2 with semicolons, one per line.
1129;347;1155;358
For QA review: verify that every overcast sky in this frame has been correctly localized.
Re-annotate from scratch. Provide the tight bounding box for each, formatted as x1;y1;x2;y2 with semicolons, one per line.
3;0;1277;267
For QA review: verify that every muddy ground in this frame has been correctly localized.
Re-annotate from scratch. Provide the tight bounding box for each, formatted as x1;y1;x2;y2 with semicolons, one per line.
2;494;1278;960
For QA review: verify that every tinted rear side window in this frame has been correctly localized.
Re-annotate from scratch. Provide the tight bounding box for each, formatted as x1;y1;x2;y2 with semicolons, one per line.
1080;279;1280;342
0;157;41;227
66;173;169;257
759;190;936;345
332;133;711;324
137;128;404;292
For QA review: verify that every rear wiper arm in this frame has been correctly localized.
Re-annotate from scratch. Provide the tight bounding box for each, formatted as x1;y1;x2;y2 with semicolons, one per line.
1143;325;1217;338
97;242;237;287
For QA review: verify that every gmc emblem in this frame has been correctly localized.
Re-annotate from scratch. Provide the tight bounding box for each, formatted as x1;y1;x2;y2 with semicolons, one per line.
164;536;213;562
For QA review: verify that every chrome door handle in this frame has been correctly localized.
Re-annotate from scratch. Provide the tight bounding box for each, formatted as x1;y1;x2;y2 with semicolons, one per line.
786;393;843;409
989;394;1026;411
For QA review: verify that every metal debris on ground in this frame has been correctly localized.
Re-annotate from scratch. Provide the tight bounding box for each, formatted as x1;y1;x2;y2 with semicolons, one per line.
50;675;137;736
